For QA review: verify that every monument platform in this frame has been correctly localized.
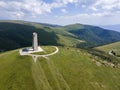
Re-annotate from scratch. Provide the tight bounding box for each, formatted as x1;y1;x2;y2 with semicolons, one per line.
19;46;44;55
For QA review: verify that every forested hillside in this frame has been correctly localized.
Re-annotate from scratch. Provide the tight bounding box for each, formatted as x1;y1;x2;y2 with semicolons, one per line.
1;20;120;51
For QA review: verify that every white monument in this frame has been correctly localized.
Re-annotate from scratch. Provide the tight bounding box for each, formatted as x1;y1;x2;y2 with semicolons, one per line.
19;32;59;62
31;32;43;52
32;32;38;51
19;32;43;55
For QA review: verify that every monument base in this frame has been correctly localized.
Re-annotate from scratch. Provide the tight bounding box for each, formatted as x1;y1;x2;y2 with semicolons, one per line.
19;46;44;55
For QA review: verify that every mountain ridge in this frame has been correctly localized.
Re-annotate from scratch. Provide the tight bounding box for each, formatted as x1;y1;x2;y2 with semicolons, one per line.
62;24;120;48
101;24;120;32
0;20;120;51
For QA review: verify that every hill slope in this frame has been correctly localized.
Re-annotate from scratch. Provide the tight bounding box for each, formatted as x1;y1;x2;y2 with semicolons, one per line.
0;21;80;51
1;20;120;51
96;41;120;54
0;22;59;50
95;41;120;60
0;46;120;90
63;24;120;48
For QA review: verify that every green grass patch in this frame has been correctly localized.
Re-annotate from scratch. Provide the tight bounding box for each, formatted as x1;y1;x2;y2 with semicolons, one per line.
96;41;120;53
96;41;120;58
0;46;120;90
50;47;120;90
31;46;56;55
57;34;84;47
0;50;36;90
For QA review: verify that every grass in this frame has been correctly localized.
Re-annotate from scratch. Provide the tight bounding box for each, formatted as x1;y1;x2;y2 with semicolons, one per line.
57;34;84;47
50;47;120;90
0;50;36;90
96;41;120;53
0;46;120;90
31;46;56;55
96;41;120;57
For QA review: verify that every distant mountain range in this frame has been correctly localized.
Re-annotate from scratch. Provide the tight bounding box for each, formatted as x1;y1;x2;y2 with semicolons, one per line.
0;20;120;51
100;24;120;32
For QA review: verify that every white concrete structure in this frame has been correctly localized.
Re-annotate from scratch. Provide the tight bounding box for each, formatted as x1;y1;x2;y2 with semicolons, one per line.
19;32;43;55
32;32;38;51
19;47;43;55
19;46;59;63
19;32;59;63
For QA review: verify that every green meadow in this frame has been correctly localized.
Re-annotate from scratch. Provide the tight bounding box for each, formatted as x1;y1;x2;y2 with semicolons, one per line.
0;46;120;90
96;41;120;57
96;41;120;53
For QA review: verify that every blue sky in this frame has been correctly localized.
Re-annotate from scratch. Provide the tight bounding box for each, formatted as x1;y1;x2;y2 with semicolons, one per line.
0;0;120;25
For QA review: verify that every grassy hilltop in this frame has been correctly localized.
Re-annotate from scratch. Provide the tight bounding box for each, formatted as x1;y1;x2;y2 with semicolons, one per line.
0;46;120;90
96;41;120;57
96;41;120;53
1;20;120;51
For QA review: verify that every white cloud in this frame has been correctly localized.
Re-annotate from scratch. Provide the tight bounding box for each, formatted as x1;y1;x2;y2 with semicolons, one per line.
56;0;79;4
11;11;25;19
91;0;120;11
61;9;67;13
54;11;120;25
0;0;120;25
90;6;98;11
0;0;55;18
0;0;79;19
0;1;7;7
81;5;86;8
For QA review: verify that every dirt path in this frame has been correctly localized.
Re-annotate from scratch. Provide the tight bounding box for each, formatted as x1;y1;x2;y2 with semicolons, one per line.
26;46;59;62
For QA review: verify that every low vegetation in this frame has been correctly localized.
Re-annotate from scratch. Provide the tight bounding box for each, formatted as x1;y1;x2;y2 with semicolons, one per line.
96;41;120;53
64;24;120;48
0;46;120;90
96;41;120;57
31;46;56;55
1;20;120;51
0;50;36;90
